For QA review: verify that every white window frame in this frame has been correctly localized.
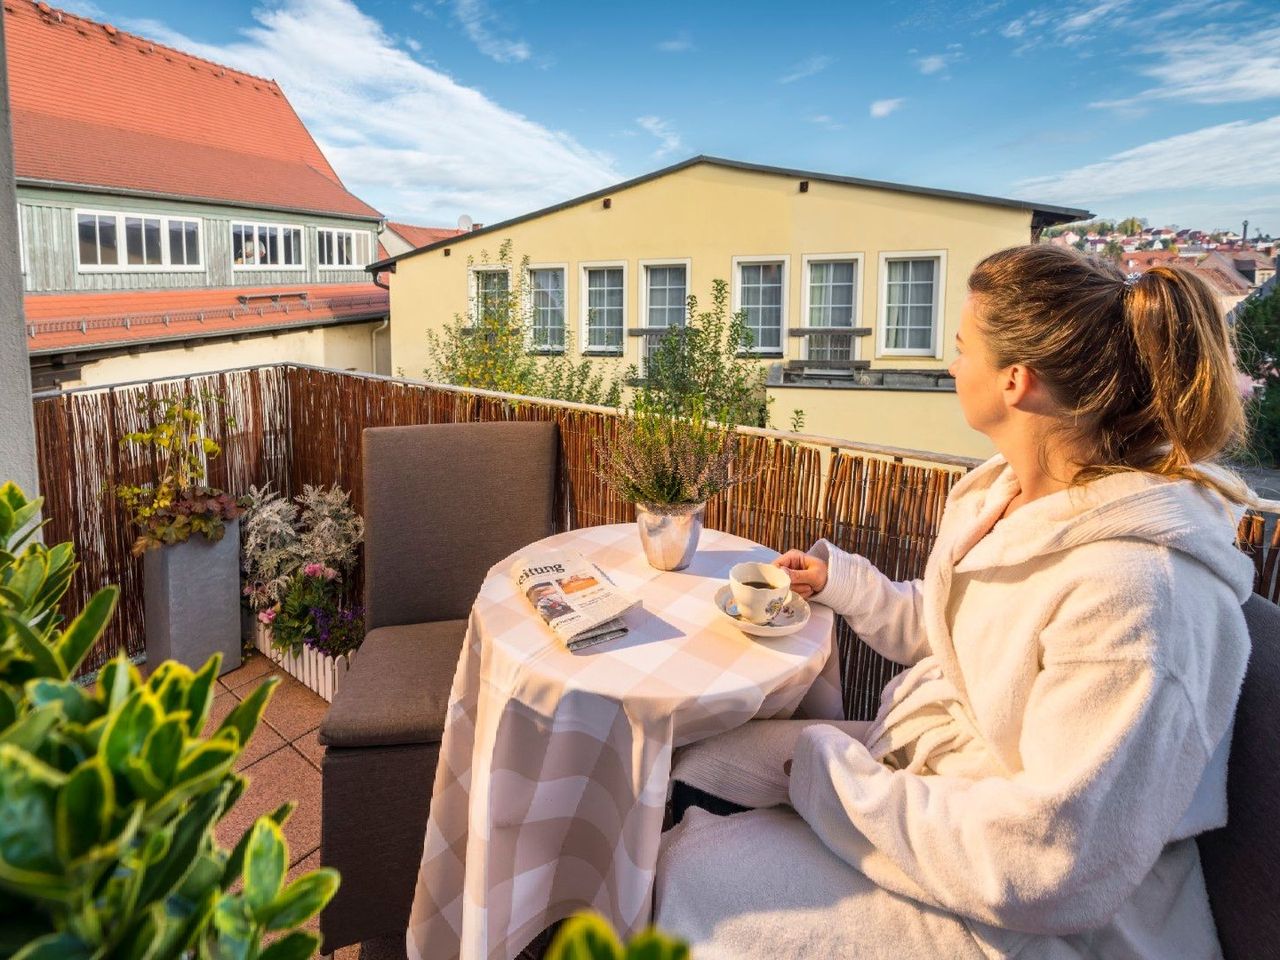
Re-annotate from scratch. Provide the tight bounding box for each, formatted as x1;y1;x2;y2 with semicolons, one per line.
230;221;306;271
74;207;206;274
579;260;628;355
731;254;789;355
801;252;864;362
525;262;569;353
468;264;512;324
638;258;691;372
317;228;373;270
877;249;947;359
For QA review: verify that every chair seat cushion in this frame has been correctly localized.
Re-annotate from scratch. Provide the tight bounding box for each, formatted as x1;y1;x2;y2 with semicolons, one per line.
319;620;467;749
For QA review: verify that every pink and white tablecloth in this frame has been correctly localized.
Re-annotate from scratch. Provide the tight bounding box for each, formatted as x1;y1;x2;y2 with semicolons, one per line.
407;523;841;960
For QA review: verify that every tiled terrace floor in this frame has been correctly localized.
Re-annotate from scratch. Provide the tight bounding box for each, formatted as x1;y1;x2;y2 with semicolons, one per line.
207;651;367;959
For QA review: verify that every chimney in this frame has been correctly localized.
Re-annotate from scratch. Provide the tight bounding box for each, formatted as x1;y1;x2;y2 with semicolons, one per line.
1243;219;1249;243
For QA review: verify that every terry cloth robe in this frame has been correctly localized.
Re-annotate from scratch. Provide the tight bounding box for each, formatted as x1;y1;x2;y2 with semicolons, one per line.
655;455;1254;960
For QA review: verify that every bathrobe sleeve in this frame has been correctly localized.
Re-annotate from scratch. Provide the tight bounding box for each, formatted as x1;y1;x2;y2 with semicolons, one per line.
788;563;1229;937
806;539;929;666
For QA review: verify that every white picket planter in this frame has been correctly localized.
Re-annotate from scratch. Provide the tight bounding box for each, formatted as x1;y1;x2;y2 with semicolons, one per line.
254;623;356;703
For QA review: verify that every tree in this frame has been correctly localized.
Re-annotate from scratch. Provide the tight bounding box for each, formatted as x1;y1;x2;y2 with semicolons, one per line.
1235;282;1280;464
1103;239;1124;258
424;240;623;407
1118;216;1144;236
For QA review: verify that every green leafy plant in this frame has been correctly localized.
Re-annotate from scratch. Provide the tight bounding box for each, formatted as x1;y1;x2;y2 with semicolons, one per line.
424;240;624;407
631;278;771;428
1236;281;1280;464
603;395;753;507
545;912;688;960
0;481;338;959
116;394;246;556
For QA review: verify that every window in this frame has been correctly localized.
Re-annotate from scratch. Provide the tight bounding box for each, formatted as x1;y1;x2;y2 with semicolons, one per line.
529;268;566;351
584;265;624;352
474;270;510;323
734;258;786;353
880;253;944;355
76;210;201;271
318;228;373;269
232;222;303;269
642;262;688;366
806;257;859;361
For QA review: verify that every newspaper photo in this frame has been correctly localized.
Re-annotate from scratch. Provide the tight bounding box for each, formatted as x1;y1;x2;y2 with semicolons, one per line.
510;549;641;651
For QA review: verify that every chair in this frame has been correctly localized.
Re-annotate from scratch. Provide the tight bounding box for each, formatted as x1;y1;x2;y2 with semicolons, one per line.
318;421;559;953
1197;593;1280;960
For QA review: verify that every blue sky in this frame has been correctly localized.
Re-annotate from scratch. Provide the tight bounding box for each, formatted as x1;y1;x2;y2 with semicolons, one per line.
64;0;1280;233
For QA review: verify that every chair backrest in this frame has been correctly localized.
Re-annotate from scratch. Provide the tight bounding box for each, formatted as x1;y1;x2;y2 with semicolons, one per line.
1197;593;1280;960
362;421;558;629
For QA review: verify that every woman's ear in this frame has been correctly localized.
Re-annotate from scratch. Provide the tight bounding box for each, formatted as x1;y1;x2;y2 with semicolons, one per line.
1003;363;1036;411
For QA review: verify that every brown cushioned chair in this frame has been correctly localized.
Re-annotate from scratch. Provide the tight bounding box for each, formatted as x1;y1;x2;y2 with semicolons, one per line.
1198;593;1280;960
318;421;559;953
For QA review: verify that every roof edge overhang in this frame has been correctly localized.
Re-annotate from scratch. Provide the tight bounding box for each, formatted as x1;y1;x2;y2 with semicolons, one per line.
366;155;1092;272
17;178;384;223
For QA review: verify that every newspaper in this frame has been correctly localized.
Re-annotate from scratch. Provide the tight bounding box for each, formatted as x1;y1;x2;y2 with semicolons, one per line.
510;549;641;651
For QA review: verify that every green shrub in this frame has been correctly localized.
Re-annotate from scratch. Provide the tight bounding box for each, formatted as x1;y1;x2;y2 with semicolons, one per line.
1236;281;1280;465
0;482;337;959
545;912;688;960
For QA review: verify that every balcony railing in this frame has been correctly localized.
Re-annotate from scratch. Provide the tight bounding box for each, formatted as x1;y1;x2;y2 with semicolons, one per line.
31;363;1280;719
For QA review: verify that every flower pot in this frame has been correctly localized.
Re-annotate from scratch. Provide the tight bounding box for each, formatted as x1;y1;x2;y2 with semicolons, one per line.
254;623;356;703
635;501;705;571
144;518;242;675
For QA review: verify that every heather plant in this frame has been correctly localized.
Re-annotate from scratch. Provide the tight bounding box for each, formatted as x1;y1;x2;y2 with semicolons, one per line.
0;482;337;958
115;393;246;556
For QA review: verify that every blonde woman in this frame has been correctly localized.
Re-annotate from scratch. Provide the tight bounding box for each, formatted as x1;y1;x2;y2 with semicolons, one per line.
655;245;1254;959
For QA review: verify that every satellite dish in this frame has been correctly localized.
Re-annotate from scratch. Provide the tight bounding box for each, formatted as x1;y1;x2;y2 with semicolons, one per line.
457;214;474;232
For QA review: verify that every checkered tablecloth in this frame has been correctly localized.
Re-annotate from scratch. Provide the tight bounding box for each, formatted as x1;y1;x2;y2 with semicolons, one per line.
406;523;841;960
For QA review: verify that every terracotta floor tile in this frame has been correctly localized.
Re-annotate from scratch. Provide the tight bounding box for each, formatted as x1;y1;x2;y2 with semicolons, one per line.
215;747;321;866
204;690;287;770
293;726;327;770
219;652;278;692
238;673;330;742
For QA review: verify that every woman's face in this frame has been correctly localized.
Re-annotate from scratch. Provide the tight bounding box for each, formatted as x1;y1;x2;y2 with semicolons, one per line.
948;294;1007;437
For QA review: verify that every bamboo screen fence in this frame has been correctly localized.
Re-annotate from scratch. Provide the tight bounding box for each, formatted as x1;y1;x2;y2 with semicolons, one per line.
30;363;1280;719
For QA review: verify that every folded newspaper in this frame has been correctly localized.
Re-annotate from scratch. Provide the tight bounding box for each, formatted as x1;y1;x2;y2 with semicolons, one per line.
511;549;641;651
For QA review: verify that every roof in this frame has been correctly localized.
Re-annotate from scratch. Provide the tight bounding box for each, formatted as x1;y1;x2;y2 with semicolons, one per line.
367;155;1093;271
25;282;388;354
385;221;465;248
6;1;380;220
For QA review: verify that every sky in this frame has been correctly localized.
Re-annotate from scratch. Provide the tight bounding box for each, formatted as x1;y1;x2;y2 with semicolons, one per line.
61;0;1280;233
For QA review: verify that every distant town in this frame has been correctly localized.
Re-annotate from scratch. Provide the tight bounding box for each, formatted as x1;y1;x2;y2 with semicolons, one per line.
1044;218;1276;317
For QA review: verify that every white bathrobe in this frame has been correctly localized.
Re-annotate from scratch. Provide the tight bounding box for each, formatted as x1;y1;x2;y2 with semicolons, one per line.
655;455;1254;959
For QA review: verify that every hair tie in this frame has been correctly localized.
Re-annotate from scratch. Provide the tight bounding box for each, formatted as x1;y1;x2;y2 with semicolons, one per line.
1123;272;1142;288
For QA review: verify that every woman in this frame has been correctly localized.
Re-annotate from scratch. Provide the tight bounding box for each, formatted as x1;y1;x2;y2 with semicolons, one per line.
654;245;1254;959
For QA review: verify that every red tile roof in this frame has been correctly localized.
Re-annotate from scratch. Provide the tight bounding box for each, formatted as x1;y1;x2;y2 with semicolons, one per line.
6;1;380;220
25;282;388;354
386;221;465;248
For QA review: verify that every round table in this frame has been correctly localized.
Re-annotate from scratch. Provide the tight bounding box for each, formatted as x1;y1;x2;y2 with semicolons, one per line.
407;523;841;960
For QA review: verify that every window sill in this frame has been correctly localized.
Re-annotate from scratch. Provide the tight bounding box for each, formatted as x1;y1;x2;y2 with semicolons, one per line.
528;348;566;357
582;349;623;357
736;351;784;359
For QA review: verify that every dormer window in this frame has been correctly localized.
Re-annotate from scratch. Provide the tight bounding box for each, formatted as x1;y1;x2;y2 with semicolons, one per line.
76;209;202;272
232;222;304;269
317;229;372;269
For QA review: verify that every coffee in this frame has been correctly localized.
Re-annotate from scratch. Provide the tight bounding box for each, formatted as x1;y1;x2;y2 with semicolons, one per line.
740;580;774;589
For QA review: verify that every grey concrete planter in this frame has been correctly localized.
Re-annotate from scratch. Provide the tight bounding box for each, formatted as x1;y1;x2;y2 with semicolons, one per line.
144;518;242;675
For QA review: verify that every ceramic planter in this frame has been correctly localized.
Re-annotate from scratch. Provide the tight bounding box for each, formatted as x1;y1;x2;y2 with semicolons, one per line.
635;501;705;571
254;623;356;703
144;518;242;675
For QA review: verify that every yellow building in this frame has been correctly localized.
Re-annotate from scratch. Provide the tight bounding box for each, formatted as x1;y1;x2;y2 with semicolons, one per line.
373;157;1088;459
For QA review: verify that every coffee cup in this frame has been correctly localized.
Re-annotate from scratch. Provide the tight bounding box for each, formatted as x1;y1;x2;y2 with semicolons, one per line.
728;562;791;625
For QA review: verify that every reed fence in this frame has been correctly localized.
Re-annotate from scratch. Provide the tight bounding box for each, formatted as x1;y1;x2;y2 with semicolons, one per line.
30;363;1280;719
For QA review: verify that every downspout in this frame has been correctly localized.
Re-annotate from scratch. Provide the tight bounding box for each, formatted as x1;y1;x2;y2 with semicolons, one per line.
368;248;394;372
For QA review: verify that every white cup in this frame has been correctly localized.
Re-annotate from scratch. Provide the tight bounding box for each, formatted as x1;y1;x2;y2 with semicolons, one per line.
728;562;791;625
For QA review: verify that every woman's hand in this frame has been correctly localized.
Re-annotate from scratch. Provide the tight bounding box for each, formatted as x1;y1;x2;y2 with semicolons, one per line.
773;549;828;599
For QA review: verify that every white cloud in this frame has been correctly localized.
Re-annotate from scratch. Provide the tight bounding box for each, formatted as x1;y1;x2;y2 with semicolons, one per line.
1014;116;1280;205
916;46;964;76
869;98;905;118
636;116;683;158
779;54;834;84
1059;0;1132;33
450;0;531;63
1091;24;1280;109
405;36;422;52
120;0;618;224
807;114;844;131
657;31;694;53
58;0;110;18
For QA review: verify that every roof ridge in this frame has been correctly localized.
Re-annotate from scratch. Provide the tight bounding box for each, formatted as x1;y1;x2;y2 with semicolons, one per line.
23;1;281;90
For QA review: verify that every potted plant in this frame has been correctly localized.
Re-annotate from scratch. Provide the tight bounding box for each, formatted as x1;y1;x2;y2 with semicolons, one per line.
116;393;245;674
603;396;752;571
242;484;364;701
0;481;338;958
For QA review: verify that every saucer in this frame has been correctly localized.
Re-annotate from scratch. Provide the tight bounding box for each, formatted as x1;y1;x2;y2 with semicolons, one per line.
713;585;811;637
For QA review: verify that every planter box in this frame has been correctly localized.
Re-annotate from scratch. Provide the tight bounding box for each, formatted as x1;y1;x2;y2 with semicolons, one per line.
144;518;242;675
254;623;356;703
